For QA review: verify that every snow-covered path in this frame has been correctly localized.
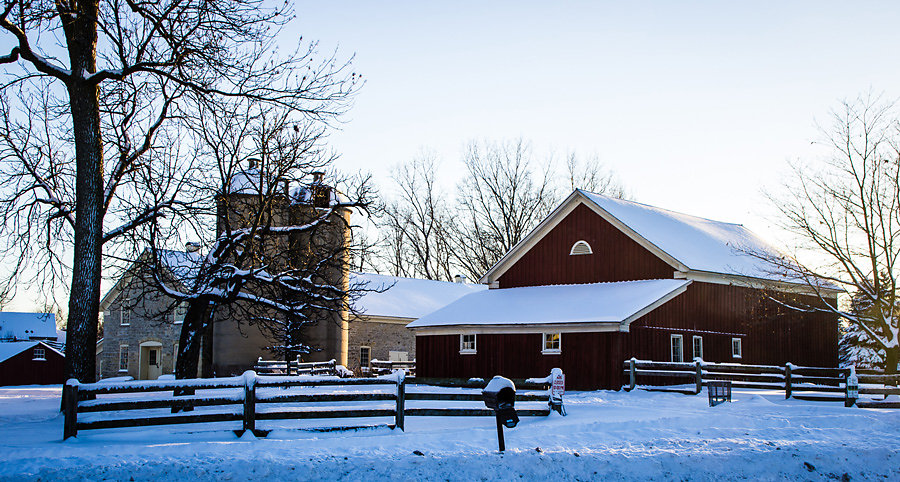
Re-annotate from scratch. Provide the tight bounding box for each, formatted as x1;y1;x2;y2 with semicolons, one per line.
1;385;898;481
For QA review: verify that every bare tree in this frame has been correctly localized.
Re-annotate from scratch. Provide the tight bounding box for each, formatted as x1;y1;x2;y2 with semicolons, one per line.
129;98;376;379
564;152;629;199
451;139;557;280
377;155;455;280
0;1;359;383
765;94;900;372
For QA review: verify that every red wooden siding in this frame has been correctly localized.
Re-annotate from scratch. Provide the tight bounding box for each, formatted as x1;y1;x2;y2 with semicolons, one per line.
0;344;66;386
415;283;839;390
627;282;838;368
499;203;673;288
416;332;625;390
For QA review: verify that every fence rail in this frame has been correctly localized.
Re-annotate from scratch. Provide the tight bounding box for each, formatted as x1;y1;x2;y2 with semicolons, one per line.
370;359;416;376
254;358;340;376
622;358;900;407
63;370;559;439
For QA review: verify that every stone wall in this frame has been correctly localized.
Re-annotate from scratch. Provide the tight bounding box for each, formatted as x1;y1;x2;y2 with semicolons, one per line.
347;317;416;373
98;274;184;380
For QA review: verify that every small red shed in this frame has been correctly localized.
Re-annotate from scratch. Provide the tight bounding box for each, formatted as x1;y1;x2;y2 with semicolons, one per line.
0;341;66;386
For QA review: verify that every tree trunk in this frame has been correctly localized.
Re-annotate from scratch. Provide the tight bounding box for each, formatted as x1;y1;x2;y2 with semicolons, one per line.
884;346;899;375
175;297;211;380
62;3;103;385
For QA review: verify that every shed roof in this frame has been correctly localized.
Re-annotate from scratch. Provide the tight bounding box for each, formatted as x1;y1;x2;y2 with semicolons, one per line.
0;341;63;363
407;279;690;330
351;272;486;320
0;312;57;341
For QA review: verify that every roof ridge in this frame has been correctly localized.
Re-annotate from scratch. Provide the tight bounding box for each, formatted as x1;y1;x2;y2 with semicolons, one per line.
577;189;746;227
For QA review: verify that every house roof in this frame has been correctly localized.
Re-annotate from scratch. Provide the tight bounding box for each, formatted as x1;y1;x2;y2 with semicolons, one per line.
351;272;487;320
406;279;690;330
0;341;63;363
100;249;204;311
0;312;57;341
481;190;825;291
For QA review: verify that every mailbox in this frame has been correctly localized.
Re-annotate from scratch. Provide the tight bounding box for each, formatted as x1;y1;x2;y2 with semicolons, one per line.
482;376;519;451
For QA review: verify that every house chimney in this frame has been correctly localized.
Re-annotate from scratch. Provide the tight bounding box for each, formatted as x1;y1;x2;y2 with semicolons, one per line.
247;158;259;170
185;242;200;253
454;274;467;284
312;171;324;183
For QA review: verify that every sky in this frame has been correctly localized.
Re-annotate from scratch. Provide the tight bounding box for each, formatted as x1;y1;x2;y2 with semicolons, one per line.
7;1;900;313
290;0;900;236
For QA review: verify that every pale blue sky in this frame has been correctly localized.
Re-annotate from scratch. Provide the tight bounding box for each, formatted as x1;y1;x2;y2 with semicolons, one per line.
291;1;900;235
8;1;900;311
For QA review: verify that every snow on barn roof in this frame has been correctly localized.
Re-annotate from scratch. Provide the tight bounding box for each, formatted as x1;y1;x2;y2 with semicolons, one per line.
351;272;487;320
578;190;786;279
0;341;62;363
406;279;690;330
0;312;57;341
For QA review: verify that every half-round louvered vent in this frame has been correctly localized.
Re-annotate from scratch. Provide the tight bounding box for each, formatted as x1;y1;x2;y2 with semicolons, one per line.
570;240;593;255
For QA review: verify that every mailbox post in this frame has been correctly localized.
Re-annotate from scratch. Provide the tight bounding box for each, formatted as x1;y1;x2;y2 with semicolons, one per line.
482;376;519;452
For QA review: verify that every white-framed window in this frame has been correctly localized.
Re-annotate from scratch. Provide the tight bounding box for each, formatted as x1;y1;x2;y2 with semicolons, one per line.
120;299;131;326
360;346;371;368
119;345;129;371
670;334;683;363
569;240;593;255
460;334;477;354
542;332;561;354
173;302;187;324
692;335;703;361
33;347;46;361
732;338;742;359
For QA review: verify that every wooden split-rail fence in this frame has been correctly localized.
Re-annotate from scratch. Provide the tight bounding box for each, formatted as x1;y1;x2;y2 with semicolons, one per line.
253;358;340;376
62;372;557;439
369;359;416;376
622;358;900;408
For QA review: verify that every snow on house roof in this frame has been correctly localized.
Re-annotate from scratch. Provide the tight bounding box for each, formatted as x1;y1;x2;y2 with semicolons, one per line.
0;313;57;341
407;279;690;329
579;190;791;281
351;272;487;320
157;249;205;283
0;341;63;363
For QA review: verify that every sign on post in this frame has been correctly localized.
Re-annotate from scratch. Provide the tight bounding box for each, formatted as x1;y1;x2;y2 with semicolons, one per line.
549;368;566;416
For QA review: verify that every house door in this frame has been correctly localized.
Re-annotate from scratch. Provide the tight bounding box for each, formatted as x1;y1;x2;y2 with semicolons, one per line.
139;342;163;380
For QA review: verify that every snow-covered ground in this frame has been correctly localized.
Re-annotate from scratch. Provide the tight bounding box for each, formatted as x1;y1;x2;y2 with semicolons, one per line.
1;384;899;481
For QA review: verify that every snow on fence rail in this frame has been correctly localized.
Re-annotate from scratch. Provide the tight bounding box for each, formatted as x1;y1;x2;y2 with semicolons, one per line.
63;370;561;439
254;357;342;376
622;359;900;407
370;359;416;376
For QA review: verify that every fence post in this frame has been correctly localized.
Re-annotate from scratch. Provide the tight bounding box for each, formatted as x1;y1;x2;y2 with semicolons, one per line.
695;359;703;395
395;375;406;431
243;370;256;433
784;363;792;400
63;379;78;440
628;358;636;391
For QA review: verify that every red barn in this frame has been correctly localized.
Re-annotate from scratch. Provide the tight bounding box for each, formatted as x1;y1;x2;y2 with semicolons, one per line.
408;190;839;390
0;341;66;386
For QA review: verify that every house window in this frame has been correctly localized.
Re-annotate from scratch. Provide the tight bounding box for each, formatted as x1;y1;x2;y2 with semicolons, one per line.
120;302;130;326
542;333;561;354
460;334;477;354
173;343;179;366
173;302;187;324
33;347;46;361
119;345;129;371
732;338;742;359
692;336;703;361
569;240;593;255
670;334;683;363
360;346;371;369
